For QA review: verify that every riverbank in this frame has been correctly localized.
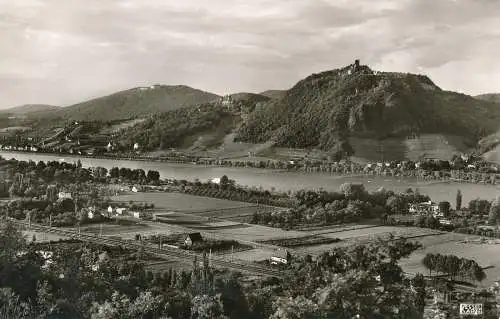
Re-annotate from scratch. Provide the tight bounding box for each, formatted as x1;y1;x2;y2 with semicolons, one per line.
2;150;500;204
2;150;499;186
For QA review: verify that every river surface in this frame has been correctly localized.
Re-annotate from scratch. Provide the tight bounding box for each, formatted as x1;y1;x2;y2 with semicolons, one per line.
1;151;499;204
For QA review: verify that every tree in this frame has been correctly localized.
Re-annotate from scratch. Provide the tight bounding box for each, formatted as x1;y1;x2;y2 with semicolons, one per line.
438;201;451;217
488;196;500;226
412;273;426;315
270;296;319;319
456;189;462;210
190;294;227;319
340;183;366;200
386;195;408;215
220;175;229;188
146;170;160;183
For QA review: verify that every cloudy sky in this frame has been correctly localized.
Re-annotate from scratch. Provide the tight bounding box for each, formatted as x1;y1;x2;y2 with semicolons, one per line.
1;0;499;108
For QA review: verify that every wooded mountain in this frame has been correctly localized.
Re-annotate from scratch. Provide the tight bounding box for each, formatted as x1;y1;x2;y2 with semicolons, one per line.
236;61;500;158
40;85;220;121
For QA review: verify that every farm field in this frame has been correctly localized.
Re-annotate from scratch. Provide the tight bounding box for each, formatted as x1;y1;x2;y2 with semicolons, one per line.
319;225;442;240
229;248;277;262
79;221;185;240
295;226;444;255
112;192;260;213
200;223;305;242
23;230;66;242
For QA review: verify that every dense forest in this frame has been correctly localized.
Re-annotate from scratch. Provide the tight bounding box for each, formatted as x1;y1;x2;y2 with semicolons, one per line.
116;104;239;151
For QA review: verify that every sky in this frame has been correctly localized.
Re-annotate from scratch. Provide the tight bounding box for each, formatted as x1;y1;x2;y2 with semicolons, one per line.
1;0;500;108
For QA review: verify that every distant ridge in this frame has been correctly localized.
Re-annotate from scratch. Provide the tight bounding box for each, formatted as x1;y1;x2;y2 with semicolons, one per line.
0;104;60;115
41;85;221;121
229;92;270;103
475;93;500;103
259;90;286;100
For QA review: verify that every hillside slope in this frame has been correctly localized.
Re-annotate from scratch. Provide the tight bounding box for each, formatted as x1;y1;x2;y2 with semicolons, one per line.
115;103;240;151
475;93;500;103
229;92;270;103
259;90;286;100
0;104;60;115
236;61;500;160
43;85;220;121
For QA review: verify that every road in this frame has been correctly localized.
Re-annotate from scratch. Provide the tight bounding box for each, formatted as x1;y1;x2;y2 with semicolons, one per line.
9;219;284;278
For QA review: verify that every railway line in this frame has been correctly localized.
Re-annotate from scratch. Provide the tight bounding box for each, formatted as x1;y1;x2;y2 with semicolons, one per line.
10;219;284;278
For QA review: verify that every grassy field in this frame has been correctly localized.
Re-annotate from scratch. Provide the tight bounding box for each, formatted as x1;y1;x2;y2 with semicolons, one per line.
112;192;258;213
24;230;66;243
400;232;500;288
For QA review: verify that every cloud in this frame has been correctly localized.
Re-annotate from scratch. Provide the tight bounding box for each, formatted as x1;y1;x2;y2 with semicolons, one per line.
0;0;499;107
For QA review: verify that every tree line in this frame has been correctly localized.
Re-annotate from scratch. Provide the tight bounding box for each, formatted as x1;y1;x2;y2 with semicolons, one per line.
422;253;486;283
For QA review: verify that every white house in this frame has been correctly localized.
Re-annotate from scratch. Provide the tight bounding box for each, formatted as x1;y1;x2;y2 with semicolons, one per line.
133;143;140;151
116;207;127;215
107;206;113;214
88;211;94;219
58;192;72;200
211;177;221;184
132;212;140;219
131;186;138;193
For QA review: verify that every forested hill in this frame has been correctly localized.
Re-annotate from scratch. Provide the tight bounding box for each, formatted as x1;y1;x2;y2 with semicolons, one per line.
114;103;239;151
236;61;500;157
40;85;220;122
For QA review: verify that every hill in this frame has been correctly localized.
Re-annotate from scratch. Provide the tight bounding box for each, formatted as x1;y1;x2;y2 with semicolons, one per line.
259;90;286;100
42;85;220;121
475;93;500;103
229;92;270;103
0;104;60;116
114;103;240;152
235;61;500;160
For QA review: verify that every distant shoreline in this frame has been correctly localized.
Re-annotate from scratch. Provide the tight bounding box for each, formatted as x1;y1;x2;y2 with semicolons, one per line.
1;150;498;187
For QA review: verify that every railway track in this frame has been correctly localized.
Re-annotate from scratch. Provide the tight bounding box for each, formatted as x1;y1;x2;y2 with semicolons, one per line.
11;220;283;278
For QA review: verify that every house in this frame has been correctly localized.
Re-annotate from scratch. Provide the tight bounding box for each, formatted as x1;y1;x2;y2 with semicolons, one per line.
58;192;72;200
88;211;94;219
133;143;140;151
211;177;221;184
270;249;290;265
115;207;127;215
132;212;140;219
107;206;113;215
131;186;139;193
184;233;203;248
409;201;439;216
439;219;452;225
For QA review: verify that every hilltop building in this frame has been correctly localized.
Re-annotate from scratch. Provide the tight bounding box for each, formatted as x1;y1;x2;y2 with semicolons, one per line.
218;94;234;108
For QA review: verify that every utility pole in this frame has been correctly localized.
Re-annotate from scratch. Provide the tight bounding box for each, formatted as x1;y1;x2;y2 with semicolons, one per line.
99;223;103;237
231;245;234;262
159;234;162;249
49;215;52;227
209;249;212;267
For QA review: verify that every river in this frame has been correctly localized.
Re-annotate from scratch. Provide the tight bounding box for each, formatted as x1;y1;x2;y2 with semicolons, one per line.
1;151;499;204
